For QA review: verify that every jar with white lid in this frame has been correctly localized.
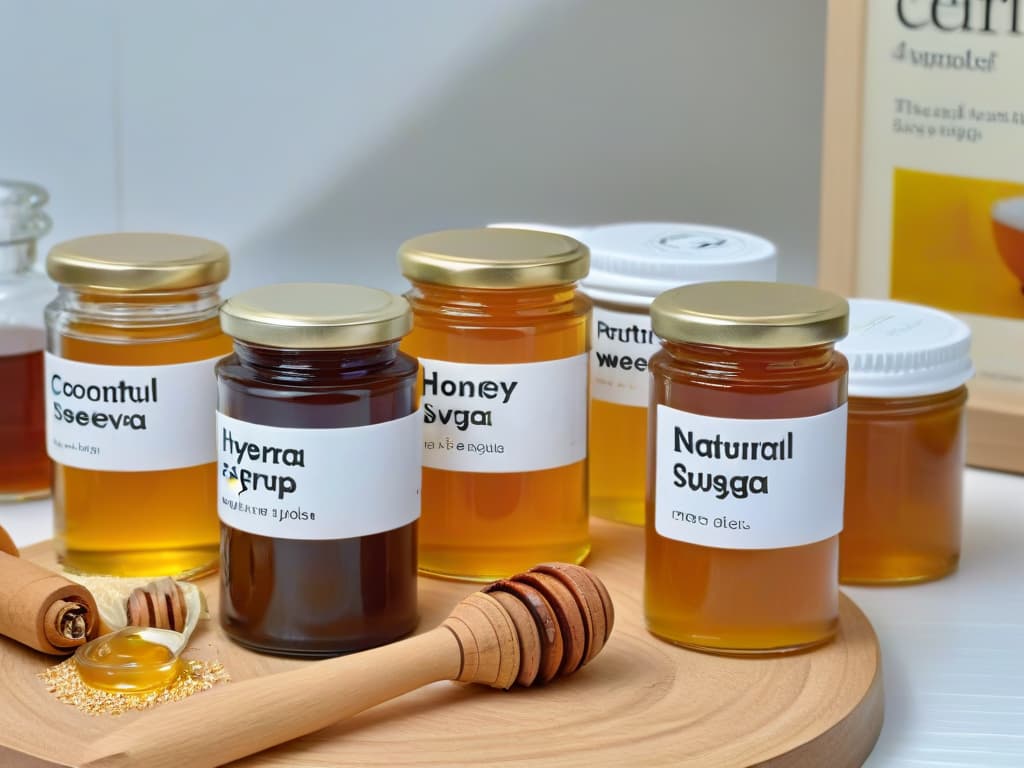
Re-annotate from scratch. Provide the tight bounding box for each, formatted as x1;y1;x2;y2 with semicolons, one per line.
493;221;777;525
836;298;974;584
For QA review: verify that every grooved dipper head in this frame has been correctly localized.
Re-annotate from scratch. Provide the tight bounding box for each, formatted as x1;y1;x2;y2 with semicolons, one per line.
444;562;614;689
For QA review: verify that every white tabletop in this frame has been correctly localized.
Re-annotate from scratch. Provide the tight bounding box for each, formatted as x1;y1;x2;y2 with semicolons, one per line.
2;468;1021;767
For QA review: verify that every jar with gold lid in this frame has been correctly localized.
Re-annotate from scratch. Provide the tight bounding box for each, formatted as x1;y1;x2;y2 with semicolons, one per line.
216;283;420;656
646;281;848;654
399;228;591;582
45;233;231;577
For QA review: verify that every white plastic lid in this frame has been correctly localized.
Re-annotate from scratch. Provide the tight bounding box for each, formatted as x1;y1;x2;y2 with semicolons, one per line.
583;222;776;305
489;221;777;306
837;298;974;398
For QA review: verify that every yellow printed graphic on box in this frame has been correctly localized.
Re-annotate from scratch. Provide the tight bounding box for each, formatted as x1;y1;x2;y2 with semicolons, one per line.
888;169;1024;319
891;168;1024;320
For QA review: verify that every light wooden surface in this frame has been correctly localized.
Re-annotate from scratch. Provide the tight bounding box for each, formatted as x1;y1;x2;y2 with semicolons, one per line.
0;520;883;767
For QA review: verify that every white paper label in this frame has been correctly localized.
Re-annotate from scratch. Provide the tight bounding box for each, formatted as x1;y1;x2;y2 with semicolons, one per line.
420;354;587;473
654;404;847;550
217;410;421;540
45;353;220;472
591;305;656;408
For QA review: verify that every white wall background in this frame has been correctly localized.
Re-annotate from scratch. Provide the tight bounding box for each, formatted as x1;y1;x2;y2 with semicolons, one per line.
0;1;826;295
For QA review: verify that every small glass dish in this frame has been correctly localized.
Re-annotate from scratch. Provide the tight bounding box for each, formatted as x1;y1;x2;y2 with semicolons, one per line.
74;626;186;694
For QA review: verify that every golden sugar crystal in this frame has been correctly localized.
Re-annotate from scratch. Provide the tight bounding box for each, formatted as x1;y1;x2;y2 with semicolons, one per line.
39;657;229;716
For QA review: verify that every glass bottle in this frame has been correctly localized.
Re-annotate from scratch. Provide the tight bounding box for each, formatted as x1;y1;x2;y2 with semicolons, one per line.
646;281;848;654
399;228;591;581
0;180;53;500
216;283;420;656
837;298;973;584
45;233;231;577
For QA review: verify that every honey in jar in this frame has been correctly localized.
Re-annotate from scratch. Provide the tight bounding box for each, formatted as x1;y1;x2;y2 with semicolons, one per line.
217;284;420;656
577;223;777;525
399;228;590;581
492;222;778;525
45;234;231;577
836;298;972;584
0;181;53;501
646;281;848;654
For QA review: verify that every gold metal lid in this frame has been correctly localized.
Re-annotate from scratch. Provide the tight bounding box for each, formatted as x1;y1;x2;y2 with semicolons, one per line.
47;233;229;292
650;281;849;348
220;283;412;349
398;228;589;288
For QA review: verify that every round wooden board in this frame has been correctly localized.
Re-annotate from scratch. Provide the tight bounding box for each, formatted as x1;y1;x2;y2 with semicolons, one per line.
0;519;883;767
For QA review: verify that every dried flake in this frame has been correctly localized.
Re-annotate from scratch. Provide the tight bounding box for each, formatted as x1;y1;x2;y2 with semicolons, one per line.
38;658;230;716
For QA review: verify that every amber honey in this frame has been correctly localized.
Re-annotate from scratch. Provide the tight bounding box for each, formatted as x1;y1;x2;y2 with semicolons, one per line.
0;335;48;499
0;180;53;501
45;234;230;578
399;228;591;581
51;312;230;576
646;282;848;654
836;298;972;585
75;626;184;693
842;390;966;583
588;398;646;522
490;222;778;525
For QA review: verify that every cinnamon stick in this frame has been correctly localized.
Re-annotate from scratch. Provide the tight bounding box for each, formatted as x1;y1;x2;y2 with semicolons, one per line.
0;527;99;655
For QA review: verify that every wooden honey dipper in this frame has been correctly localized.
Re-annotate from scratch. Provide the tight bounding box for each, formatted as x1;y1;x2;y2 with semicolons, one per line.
80;562;614;768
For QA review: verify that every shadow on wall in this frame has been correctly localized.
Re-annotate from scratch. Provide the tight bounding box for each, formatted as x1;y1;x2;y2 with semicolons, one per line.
238;0;826;294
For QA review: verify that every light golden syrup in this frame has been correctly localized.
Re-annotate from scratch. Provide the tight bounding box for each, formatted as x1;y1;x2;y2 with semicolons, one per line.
589;398;646;524
404;283;591;581
52;314;230;577
75;627;183;693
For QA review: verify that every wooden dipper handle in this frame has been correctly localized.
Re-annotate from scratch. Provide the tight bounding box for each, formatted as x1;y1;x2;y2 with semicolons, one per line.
80;563;614;768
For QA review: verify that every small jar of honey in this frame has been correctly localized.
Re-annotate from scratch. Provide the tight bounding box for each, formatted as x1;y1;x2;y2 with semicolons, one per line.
492;222;778;526
398;228;591;581
646;281;849;654
836;298;973;585
576;223;777;526
45;233;231;577
216;283;420;656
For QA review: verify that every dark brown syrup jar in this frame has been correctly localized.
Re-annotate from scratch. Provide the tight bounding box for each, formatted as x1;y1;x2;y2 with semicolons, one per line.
216;283;420;656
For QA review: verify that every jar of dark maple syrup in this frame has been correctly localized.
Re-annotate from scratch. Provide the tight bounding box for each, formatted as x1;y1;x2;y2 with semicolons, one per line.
836;298;972;585
0;181;52;501
646;281;849;654
217;283;421;656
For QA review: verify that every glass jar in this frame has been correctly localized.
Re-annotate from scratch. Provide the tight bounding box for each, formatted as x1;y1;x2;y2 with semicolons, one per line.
579;223;777;525
399;228;591;581
216;283;420;656
836;298;973;584
0;180;53;501
646;281;849;654
45;233;231;577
